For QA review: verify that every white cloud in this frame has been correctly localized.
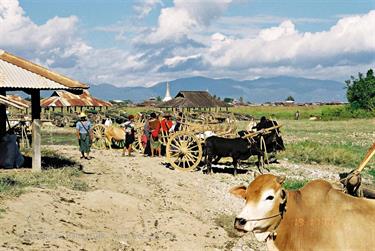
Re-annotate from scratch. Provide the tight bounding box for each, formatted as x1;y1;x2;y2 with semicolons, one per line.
204;11;375;68
164;54;201;67
0;0;91;66
147;0;234;43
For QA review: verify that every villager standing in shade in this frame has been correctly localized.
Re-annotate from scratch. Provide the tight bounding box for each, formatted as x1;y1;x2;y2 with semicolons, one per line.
122;115;136;157
76;112;93;159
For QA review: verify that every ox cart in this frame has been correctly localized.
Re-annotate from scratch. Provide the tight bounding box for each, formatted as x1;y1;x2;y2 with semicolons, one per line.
90;115;145;151
164;113;238;171
166;115;284;172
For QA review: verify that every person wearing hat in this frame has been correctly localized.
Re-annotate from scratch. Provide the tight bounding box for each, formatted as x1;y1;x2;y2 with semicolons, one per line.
76;112;93;159
122;115;136;157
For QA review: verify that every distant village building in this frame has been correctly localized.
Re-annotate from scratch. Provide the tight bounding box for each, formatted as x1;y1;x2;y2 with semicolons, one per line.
40;90;112;112
137;96;160;107
162;82;172;102
159;91;230;111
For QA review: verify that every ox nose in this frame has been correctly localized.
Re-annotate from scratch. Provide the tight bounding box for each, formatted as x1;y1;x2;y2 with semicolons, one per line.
234;217;247;230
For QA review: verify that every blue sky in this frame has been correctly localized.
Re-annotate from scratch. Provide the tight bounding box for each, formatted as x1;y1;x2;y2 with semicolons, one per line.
1;0;374;86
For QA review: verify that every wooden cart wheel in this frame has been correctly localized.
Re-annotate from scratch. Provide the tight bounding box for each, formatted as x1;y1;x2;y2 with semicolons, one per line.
166;131;203;171
132;133;144;153
131;126;144;153
92;124;107;149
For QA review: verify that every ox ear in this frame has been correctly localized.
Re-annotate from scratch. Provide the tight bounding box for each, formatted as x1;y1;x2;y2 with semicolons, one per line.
276;175;286;184
229;185;247;199
280;188;287;203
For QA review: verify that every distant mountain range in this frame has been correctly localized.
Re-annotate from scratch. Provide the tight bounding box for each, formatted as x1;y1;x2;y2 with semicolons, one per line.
87;76;347;103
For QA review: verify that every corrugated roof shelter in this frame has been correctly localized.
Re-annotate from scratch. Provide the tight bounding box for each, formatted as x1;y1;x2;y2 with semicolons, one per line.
41;90;112;112
0;50;88;171
159;91;229;111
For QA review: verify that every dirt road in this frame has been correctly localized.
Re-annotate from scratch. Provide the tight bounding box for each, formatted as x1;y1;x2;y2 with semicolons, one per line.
0;145;368;251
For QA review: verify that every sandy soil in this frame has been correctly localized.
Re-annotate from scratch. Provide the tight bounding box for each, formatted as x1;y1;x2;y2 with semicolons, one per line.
0;145;370;251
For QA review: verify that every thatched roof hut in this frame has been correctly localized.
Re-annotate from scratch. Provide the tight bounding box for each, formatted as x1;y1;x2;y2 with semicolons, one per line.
158;91;229;111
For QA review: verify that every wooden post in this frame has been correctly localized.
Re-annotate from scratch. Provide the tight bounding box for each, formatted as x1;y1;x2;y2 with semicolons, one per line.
0;89;6;135
31;90;42;172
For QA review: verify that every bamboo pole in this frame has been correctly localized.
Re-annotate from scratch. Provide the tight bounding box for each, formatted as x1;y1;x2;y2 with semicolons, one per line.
31;90;42;172
243;125;283;139
356;142;375;173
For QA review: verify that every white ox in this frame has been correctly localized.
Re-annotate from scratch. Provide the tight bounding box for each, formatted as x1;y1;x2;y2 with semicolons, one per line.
230;174;375;251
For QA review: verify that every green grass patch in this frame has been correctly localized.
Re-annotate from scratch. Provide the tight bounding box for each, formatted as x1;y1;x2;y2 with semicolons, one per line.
42;130;77;145
368;169;375;183
280;140;367;168
230;105;374;120
0;149;88;200
0;168;88;200
283;179;309;190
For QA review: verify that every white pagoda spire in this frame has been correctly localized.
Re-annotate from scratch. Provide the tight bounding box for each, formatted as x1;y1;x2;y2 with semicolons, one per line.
163;82;172;102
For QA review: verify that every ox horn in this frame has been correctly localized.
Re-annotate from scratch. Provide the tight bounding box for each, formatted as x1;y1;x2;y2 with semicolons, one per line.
276;175;286;184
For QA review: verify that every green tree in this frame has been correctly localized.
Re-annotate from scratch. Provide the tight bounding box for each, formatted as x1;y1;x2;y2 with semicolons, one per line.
156;96;162;102
286;96;295;101
346;69;375;111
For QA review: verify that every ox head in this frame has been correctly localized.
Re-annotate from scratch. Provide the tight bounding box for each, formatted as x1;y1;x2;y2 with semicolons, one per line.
275;133;285;151
230;174;287;239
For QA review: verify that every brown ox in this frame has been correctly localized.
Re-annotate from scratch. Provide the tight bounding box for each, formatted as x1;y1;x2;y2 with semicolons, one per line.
104;126;125;148
230;174;375;251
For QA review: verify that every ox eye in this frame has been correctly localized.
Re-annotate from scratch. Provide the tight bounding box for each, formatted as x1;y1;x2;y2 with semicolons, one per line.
265;195;274;201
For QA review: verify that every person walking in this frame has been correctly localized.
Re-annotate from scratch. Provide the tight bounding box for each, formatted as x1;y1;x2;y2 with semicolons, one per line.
122;115;136;157
76;112;93;159
295;110;300;120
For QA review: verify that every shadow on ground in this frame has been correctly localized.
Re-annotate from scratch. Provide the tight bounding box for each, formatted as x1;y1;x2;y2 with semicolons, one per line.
22;155;82;171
